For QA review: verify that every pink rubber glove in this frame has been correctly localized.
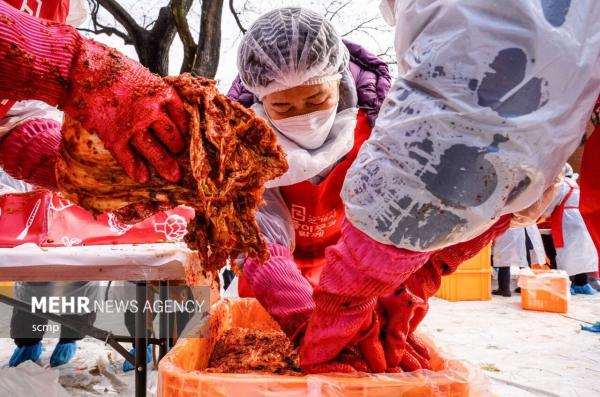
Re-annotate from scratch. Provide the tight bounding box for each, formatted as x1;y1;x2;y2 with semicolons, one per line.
0;118;61;190
300;220;432;373
0;3;188;183
243;243;315;343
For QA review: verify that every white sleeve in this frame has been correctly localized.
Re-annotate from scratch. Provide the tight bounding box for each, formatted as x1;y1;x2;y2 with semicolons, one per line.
0;169;33;193
0;100;63;140
256;188;295;251
343;0;600;251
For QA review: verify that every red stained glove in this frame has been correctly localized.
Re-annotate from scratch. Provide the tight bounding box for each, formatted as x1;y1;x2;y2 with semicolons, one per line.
0;118;61;190
377;285;431;371
0;3;188;184
300;220;432;373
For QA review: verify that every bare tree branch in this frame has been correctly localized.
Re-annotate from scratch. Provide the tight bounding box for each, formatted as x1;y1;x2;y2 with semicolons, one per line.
229;0;247;34
78;26;129;42
341;16;379;37
377;46;396;64
326;0;353;22
171;0;198;73
82;1;133;44
96;0;143;40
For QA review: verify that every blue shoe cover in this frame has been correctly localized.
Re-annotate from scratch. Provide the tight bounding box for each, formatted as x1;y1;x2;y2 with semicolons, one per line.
50;341;77;367
581;321;600;333
572;284;597;295
9;342;42;367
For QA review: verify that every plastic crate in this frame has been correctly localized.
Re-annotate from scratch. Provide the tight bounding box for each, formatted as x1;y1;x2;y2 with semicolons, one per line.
454;245;491;271
435;268;492;302
518;269;569;313
0;282;13;298
158;298;492;397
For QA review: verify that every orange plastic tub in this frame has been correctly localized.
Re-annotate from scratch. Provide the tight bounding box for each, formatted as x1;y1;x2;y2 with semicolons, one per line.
158;298;492;397
518;268;569;313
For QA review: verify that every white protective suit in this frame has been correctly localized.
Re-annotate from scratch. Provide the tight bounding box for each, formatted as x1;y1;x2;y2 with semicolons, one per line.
525;225;547;266
493;228;527;268
544;177;599;276
343;0;600;251
492;225;546;268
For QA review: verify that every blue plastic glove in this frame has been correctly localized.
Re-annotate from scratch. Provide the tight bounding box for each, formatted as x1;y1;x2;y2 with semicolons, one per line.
9;342;43;367
581;322;600;333
50;341;77;367
123;345;152;372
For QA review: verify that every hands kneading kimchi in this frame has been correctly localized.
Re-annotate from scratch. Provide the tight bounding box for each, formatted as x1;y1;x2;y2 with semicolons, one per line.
56;74;288;276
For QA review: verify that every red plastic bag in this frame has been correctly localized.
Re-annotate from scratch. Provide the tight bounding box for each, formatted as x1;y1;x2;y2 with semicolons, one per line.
0;190;195;247
0;190;49;246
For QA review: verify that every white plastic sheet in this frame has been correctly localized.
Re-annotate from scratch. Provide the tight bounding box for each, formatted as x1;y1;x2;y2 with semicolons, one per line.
0;361;70;397
0;242;194;268
343;0;600;251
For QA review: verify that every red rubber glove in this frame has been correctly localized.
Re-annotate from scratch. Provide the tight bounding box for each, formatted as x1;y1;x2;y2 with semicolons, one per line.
0;118;61;190
0;3;188;183
300;220;432;373
377;285;431;371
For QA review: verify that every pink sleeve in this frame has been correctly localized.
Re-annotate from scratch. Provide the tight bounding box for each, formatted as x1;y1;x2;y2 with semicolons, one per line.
243;243;314;341
0;2;80;106
0;118;61;190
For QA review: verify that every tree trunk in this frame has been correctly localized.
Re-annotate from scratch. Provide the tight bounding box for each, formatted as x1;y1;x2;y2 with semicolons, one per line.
193;0;224;78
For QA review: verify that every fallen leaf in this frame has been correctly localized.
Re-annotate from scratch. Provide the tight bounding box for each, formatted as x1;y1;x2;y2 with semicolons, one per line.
480;363;501;372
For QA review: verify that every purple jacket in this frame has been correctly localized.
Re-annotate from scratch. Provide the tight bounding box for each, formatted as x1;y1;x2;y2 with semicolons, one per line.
227;40;392;127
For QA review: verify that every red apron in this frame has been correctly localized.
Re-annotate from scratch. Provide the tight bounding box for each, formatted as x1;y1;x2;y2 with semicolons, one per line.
550;179;577;249
580;123;600;274
0;0;70;119
279;110;371;286
238;110;371;296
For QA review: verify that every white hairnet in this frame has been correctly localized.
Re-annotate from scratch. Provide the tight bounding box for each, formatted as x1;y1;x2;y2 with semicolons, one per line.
237;7;349;99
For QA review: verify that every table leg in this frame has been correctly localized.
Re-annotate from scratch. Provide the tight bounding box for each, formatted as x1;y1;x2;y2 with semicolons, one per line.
158;280;169;360
135;281;147;397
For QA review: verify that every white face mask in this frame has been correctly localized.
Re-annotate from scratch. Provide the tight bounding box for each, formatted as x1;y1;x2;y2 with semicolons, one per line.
268;106;338;150
379;0;396;26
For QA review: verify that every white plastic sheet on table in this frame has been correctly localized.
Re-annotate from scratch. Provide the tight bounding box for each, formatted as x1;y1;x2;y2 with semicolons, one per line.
0;242;202;282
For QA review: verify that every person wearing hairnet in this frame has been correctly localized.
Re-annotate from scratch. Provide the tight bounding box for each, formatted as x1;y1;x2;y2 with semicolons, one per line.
233;2;600;374
0;0;99;368
545;164;599;295
228;7;411;373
